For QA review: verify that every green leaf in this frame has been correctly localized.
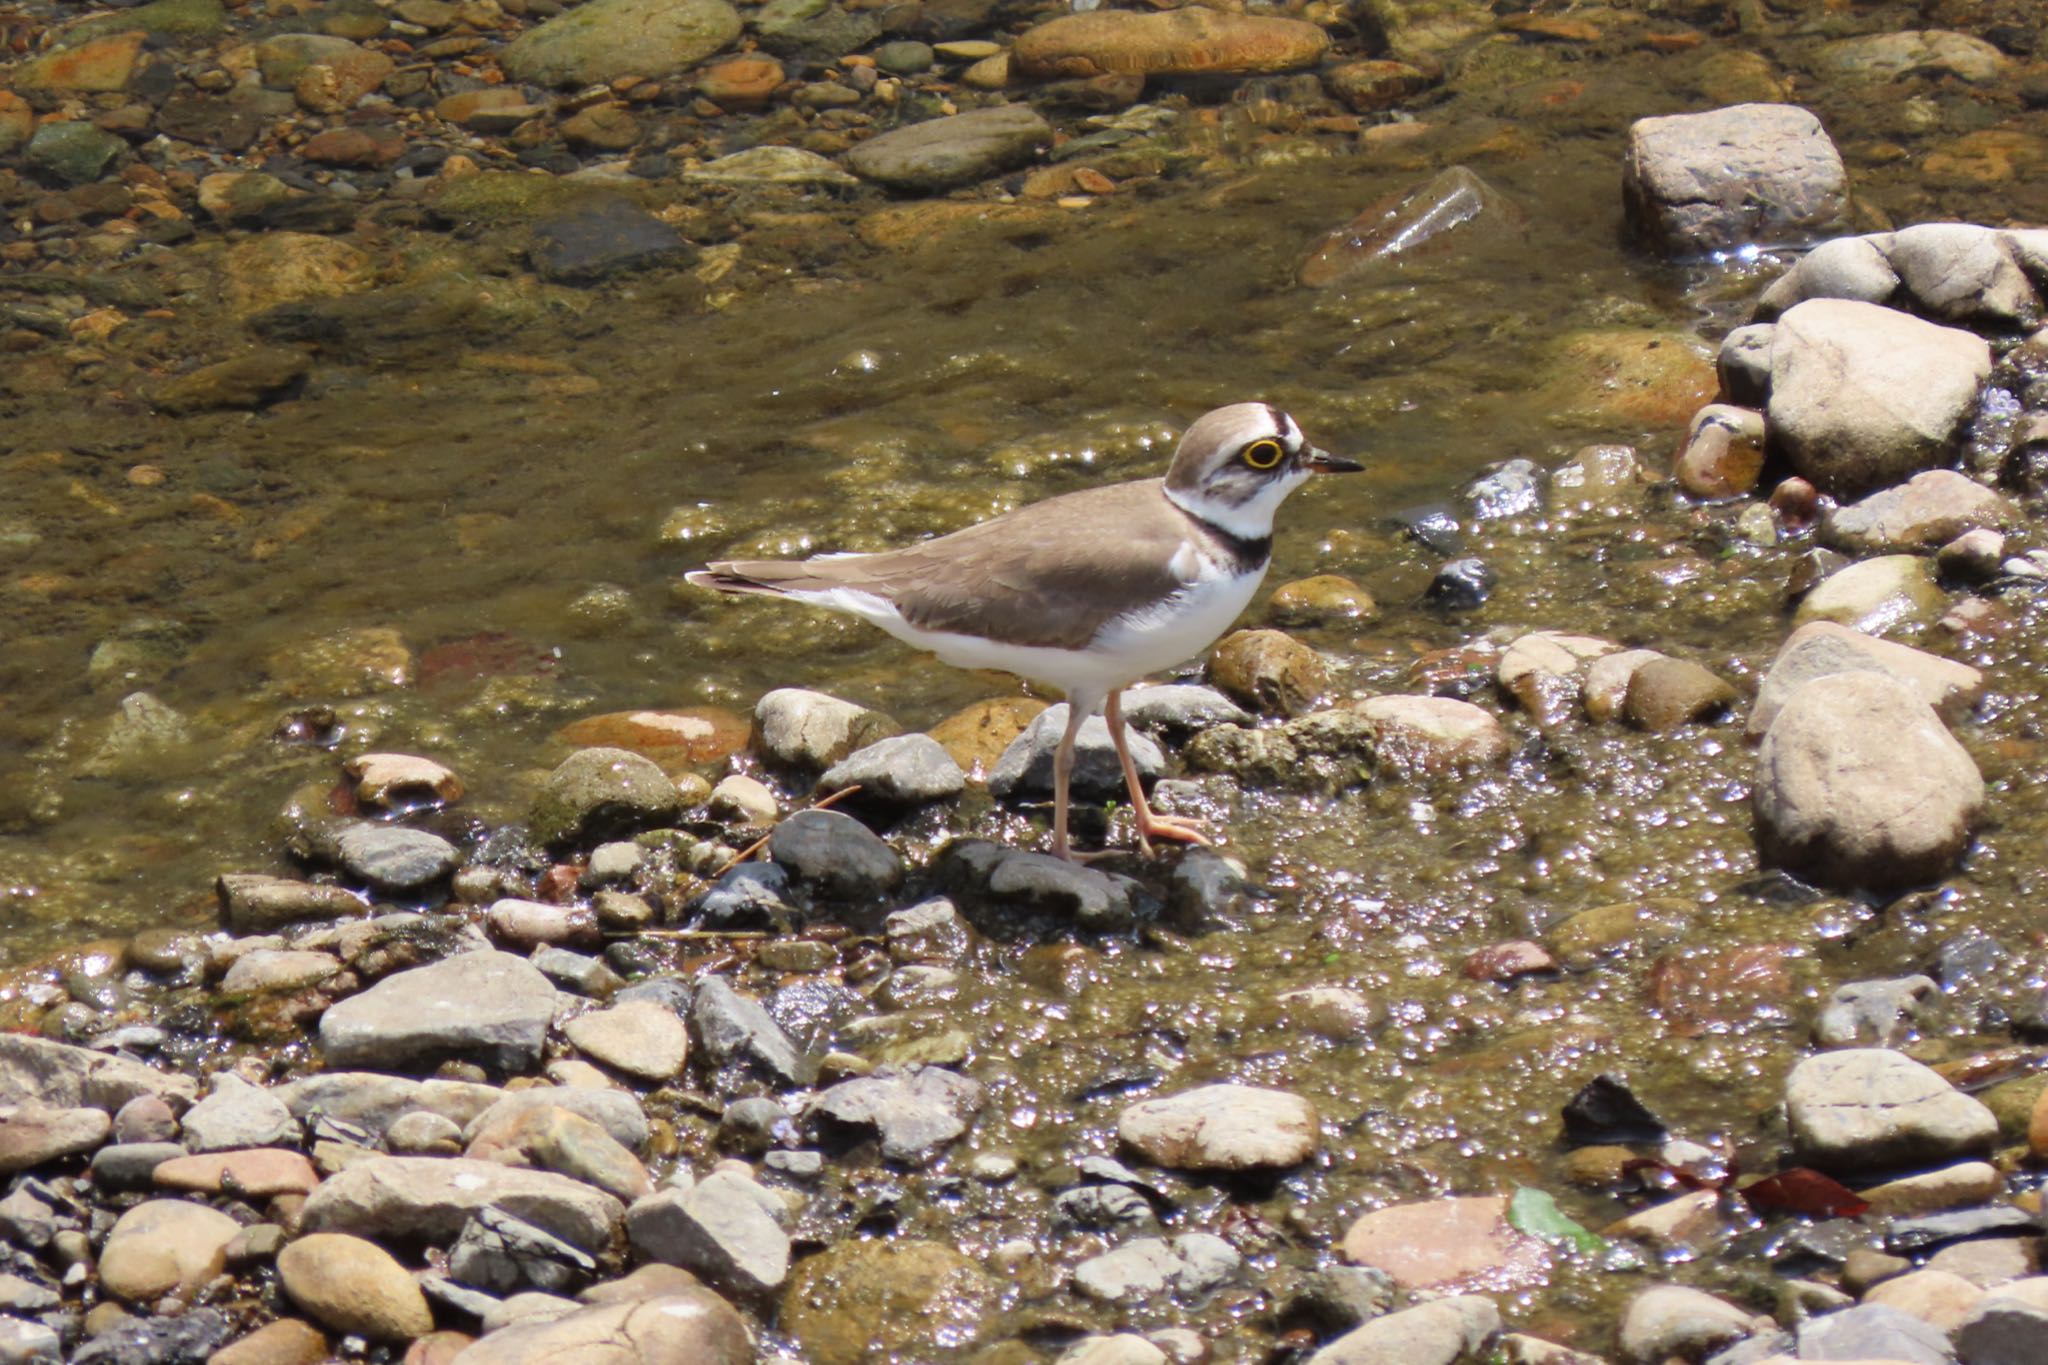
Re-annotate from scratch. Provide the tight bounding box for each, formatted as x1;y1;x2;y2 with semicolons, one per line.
1507;1185;1606;1256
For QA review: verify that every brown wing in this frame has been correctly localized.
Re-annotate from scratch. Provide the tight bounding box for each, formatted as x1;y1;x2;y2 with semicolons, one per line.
693;480;1198;651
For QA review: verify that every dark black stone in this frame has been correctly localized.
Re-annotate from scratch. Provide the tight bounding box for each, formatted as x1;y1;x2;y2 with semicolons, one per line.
693;863;798;930
1423;557;1495;612
155;97;265;151
1560;1072;1668;1147
766;809;904;901
529;201;691;285
1389;502;1464;555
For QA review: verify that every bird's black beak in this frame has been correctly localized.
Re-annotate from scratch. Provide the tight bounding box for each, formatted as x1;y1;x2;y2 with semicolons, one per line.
1306;447;1364;474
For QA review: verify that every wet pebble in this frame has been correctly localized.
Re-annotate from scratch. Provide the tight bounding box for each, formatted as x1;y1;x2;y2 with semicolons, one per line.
692;978;811;1087
1820;469;2016;555
845;103;1053;193
1617;1284;1762;1363
1118;1084;1317;1172
1813;975;1937;1048
1073;1233;1241;1304
1303;1294;1500;1365
1424;557;1496;612
451;1288;751;1364
334;823;459;894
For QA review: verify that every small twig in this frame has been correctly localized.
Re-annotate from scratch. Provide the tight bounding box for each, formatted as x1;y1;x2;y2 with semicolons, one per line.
710;784;863;877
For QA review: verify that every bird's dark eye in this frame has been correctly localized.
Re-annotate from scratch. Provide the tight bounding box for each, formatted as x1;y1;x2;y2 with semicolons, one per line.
1241;439;1284;470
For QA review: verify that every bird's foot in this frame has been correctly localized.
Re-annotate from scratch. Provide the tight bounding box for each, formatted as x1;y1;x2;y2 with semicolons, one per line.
1133;811;1211;855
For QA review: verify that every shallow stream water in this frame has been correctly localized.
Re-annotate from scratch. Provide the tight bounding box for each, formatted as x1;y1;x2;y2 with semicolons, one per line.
6;1;2048;1350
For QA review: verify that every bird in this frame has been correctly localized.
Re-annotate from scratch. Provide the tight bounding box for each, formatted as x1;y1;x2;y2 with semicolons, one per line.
687;403;1362;861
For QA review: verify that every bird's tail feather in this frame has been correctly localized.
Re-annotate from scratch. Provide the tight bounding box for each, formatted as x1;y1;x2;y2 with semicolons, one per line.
685;561;849;599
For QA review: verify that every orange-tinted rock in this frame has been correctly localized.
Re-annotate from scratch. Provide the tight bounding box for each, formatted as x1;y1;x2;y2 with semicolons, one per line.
0;92;32;155
927;698;1047;775
300;125;406;166
435;87;546;129
1646;944;1797;1036
155;1148;321;1197
1462;940;1557;982
1012;9;1330;79
554;708;748;772
696;55;784;108
1340;1194;1549;1292
13;31;146;93
1673;404;1766;500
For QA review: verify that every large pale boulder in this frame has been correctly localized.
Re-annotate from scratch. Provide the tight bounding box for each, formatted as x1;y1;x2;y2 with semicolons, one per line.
1766;299;1991;496
1754;672;1982;890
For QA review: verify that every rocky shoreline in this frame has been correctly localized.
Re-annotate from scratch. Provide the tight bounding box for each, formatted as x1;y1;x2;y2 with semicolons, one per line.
10;0;2048;1359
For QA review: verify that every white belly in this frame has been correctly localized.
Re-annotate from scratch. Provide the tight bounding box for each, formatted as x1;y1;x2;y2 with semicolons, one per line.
865;568;1265;701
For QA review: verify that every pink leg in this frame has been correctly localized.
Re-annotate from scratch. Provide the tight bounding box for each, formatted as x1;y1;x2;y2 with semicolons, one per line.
1049;697;1090;862
1104;690;1209;856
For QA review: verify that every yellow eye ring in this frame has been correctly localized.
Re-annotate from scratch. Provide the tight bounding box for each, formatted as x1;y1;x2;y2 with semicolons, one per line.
1242;439;1285;470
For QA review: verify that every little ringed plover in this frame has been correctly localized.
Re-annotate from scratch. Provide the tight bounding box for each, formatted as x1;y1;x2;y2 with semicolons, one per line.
688;402;1361;860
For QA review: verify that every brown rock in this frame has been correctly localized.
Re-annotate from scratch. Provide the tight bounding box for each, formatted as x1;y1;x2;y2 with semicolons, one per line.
225;233;374;317
294;47;396;114
345;753;464;810
1674;403;1766;500
1012;8;1330;78
1863;1269;1985;1331
1602;1189;1723;1248
561;103;640;150
155;347;312;415
299;126;406;167
1543;332;1717;430
927;698;1046;775
1754;672;1983;890
1622;657;1736;731
1322;58;1435;112
1208;628;1325;716
1645;944;1797;1036
0;1104;112;1172
435;87;547;130
1497;631;1619;728
0;92;33;155
1341;1195;1549;1291
1266;573;1378;627
697;55;783;108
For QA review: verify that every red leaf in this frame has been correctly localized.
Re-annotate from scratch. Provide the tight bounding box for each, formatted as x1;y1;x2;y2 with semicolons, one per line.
1740;1168;1870;1218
